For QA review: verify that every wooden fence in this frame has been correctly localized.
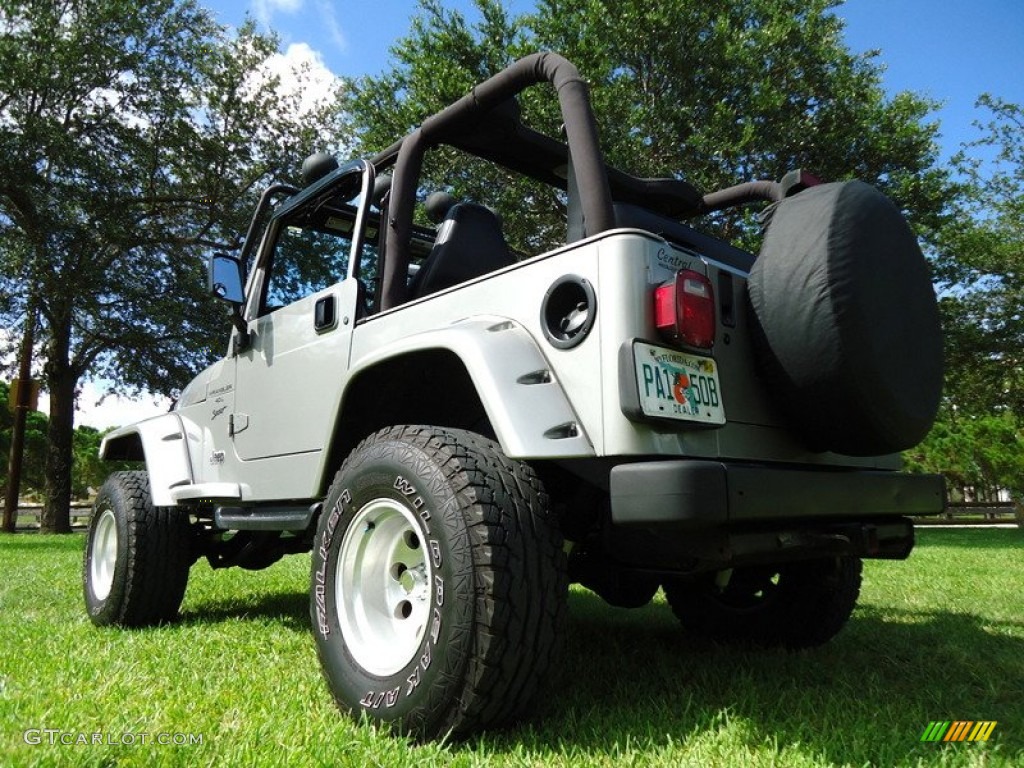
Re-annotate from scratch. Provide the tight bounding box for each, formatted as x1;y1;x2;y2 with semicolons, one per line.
916;500;1020;526
13;503;94;530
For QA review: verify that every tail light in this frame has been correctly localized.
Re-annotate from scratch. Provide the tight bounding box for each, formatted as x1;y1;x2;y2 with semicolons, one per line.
654;269;716;349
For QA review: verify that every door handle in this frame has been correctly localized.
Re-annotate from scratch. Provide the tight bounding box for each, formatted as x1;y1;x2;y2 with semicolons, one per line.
314;295;336;332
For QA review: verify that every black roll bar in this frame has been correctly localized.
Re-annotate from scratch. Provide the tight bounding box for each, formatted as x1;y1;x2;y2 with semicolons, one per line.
379;52;615;311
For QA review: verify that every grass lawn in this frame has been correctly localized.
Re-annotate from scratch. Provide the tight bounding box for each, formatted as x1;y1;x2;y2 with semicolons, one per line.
1;527;1021;767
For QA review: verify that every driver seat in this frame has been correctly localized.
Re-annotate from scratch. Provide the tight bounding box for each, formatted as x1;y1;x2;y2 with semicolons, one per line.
409;192;515;299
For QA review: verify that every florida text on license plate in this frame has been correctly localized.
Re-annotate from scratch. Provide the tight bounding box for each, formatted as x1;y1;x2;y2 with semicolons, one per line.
634;341;726;424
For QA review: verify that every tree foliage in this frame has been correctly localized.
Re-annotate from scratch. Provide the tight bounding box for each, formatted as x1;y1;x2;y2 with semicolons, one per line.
1;381;127;502
904;409;1024;503
348;0;949;248
0;0;345;530
933;97;1024;418
916;98;1024;504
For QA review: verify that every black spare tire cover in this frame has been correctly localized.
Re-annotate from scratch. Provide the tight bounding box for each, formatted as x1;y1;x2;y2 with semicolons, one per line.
747;180;943;456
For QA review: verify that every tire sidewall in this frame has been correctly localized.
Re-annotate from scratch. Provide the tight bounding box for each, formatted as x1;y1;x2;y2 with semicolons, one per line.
312;439;476;734
83;477;132;625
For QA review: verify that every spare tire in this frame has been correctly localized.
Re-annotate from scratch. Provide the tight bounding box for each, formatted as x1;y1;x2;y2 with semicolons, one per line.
747;180;942;456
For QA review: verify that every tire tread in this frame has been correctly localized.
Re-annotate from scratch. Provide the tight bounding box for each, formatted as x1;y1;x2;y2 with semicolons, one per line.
84;471;192;627
664;556;862;649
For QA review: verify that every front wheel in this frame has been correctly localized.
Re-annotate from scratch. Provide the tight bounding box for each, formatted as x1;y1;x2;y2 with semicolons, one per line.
83;471;194;627
311;426;567;739
663;556;862;649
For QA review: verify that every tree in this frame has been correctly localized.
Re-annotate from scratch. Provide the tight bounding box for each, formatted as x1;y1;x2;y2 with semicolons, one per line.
904;409;1024;503
348;0;564;252
347;0;951;249
933;97;1024;417
0;0;345;531
907;98;1024;508
2;377;132;507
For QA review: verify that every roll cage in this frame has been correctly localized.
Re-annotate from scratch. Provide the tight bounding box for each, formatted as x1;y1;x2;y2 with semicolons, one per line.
232;51;796;320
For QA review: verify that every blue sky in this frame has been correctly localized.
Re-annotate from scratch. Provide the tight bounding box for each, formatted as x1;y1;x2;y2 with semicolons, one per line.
203;0;1024;162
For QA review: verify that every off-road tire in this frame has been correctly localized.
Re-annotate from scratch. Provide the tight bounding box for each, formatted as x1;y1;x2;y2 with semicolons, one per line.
83;471;193;627
663;556;862;649
310;425;567;740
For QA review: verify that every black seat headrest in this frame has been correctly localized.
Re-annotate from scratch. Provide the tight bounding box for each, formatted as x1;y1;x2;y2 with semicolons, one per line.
425;191;457;224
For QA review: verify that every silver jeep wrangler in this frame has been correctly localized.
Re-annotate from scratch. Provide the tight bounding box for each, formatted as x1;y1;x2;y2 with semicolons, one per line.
84;53;945;739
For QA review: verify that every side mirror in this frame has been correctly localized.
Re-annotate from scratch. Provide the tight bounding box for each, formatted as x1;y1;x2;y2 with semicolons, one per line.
209;252;245;305
209;252;250;351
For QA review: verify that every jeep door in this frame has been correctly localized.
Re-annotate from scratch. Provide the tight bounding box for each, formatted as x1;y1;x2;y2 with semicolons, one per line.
228;163;374;498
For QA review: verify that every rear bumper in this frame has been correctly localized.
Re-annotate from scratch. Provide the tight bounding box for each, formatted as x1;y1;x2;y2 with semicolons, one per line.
610;460;945;528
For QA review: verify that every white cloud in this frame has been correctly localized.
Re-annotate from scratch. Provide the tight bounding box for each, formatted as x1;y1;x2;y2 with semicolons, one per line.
36;381;172;431
315;0;348;52
250;0;346;56
253;0;304;28
252;41;342;118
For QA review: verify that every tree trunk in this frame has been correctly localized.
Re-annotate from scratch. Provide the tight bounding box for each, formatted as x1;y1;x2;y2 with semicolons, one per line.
41;327;77;534
3;303;38;533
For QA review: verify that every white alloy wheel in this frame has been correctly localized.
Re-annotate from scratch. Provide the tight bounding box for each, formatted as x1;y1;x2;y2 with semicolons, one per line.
336;498;433;676
90;508;119;601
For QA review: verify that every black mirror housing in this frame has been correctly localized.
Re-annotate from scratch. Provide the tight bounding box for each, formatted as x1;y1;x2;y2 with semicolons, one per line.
209;252;245;305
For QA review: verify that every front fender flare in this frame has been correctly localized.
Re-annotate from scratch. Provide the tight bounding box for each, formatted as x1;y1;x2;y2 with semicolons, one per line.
100;413;195;506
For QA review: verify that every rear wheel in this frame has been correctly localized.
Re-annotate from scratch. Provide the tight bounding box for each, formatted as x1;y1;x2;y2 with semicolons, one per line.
311;425;567;739
83;471;194;627
663;556;862;649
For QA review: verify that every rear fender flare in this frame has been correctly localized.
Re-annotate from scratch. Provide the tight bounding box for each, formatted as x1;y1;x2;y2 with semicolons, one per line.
343;317;594;459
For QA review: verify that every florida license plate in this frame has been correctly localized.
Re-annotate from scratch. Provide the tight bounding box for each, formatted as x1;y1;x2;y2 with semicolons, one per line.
633;341;726;424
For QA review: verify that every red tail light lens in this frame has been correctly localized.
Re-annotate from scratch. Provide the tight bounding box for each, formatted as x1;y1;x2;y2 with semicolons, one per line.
654;269;716;349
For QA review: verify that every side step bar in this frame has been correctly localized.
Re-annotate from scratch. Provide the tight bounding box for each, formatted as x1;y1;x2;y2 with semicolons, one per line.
214;503;320;531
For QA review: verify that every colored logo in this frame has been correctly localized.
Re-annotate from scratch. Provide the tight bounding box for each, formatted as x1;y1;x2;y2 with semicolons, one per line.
672;372;692;406
920;721;997;742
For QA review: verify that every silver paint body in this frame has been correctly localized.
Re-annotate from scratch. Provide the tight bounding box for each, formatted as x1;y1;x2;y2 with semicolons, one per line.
102;229;894;507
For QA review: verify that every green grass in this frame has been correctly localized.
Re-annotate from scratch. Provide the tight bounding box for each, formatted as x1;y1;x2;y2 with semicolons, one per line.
1;528;1022;767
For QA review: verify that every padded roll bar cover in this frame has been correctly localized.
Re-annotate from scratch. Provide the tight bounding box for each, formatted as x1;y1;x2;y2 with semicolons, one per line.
382;53;614;310
701;180;783;213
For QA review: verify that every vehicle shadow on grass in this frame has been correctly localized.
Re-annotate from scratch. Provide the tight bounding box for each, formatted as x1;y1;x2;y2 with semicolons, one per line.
178;591;312;633
171;573;1023;762
475;589;1024;763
